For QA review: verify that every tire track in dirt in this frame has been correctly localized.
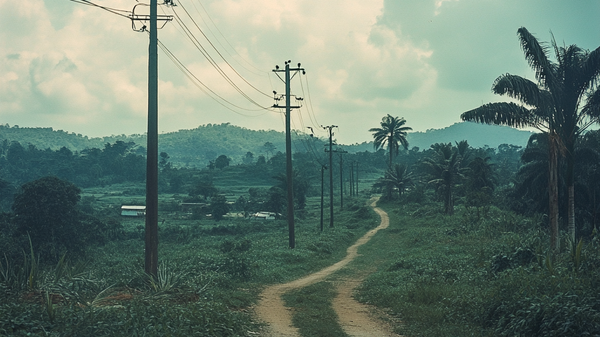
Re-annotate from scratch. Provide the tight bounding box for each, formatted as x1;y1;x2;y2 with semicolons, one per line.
254;197;400;337
333;274;400;337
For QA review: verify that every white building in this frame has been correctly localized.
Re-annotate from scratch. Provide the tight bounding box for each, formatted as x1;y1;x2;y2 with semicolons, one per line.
121;205;146;217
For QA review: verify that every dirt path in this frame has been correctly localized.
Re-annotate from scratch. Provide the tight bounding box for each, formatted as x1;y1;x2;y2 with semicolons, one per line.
333;274;400;337
254;197;400;337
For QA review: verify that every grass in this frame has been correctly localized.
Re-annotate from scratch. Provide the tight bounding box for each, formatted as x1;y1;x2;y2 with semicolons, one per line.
353;200;600;337
0;188;379;336
283;281;348;337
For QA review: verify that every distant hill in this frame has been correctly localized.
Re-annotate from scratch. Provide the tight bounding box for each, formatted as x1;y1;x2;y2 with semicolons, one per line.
0;123;292;167
404;122;533;151
0;122;534;167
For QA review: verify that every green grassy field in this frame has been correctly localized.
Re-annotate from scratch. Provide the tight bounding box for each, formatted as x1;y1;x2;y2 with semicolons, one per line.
0;182;380;336
4;170;599;336
353;200;600;337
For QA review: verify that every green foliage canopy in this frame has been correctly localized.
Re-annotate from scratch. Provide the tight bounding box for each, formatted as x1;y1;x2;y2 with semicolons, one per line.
12;176;105;261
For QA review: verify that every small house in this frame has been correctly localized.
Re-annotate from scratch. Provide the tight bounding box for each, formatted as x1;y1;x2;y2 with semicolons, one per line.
251;212;277;220
121;205;146;217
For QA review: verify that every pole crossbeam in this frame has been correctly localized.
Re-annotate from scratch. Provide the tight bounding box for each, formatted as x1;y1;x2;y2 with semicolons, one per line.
130;3;173;32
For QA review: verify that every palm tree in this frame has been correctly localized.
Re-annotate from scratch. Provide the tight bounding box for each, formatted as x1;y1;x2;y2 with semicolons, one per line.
455;140;472;168
422;143;466;215
467;156;496;193
461;27;600;249
374;164;413;200
369;115;412;167
511;134;557;216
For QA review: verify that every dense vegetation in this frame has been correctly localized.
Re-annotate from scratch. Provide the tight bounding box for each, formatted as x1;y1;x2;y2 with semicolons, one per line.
2;116;600;335
356;200;600;336
0;182;379;336
0;121;532;168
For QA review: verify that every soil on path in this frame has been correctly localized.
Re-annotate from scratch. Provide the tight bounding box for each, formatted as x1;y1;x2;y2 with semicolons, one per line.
253;197;401;337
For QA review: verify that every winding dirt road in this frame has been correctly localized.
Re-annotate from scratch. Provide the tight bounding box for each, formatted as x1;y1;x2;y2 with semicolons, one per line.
254;197;401;337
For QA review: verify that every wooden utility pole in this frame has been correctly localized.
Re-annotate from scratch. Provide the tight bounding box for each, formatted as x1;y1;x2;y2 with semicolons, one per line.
349;161;354;197
320;164;327;232
70;0;172;278
323;125;337;227
273;61;305;248
338;150;348;209
144;0;159;278
355;161;359;196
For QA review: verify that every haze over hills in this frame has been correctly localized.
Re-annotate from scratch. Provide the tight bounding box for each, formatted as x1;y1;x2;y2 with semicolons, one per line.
406;122;533;150
0;122;533;167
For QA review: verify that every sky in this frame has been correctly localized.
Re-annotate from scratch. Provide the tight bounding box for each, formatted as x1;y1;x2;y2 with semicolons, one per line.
0;0;599;145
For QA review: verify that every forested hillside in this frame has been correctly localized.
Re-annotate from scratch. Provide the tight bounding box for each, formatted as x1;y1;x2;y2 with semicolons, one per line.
0;122;532;167
406;122;533;150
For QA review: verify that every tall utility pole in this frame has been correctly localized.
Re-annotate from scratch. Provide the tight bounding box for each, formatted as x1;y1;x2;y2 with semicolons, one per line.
70;0;172;278
355;161;359;196
323;125;337;228
320;164;327;232
338;150;348;209
140;0;172;278
144;0;159;278
273;61;305;248
349;161;354;197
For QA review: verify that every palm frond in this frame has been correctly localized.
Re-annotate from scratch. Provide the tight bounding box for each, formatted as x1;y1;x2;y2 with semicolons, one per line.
492;74;552;109
582;87;600;118
583;46;600;87
461;102;535;128
518;27;557;88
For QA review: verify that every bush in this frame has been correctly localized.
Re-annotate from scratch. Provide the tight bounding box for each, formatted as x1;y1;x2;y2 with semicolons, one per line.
12;176;108;262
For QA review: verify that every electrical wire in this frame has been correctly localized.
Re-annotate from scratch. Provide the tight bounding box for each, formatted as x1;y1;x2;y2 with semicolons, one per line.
294;130;327;167
70;0;276;116
170;11;270;110
69;0;132;18
188;0;267;76
172;1;272;99
300;72;322;130
158;38;271;116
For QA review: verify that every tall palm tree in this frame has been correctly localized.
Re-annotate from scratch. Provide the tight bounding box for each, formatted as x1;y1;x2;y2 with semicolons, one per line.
553;42;600;244
461;27;600;249
422;143;466;215
369;115;412;167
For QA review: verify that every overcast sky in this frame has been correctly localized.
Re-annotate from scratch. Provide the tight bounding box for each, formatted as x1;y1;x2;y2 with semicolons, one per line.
1;0;598;144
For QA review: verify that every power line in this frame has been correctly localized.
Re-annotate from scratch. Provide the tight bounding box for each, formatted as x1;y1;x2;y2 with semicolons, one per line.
299;72;322;130
294;131;326;167
69;0;131;18
301;72;322;130
158;38;271;116
188;0;267;76
170;2;272;100
170;11;268;109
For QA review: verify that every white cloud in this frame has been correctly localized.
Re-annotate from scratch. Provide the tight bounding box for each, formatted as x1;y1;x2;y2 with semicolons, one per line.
434;0;460;16
0;0;598;144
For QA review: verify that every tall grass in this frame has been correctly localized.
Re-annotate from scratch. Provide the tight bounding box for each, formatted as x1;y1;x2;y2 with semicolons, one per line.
0;194;378;336
355;200;600;336
283;282;348;337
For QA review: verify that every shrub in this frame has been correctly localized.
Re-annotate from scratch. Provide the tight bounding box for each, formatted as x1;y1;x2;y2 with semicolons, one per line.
12;176;108;262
